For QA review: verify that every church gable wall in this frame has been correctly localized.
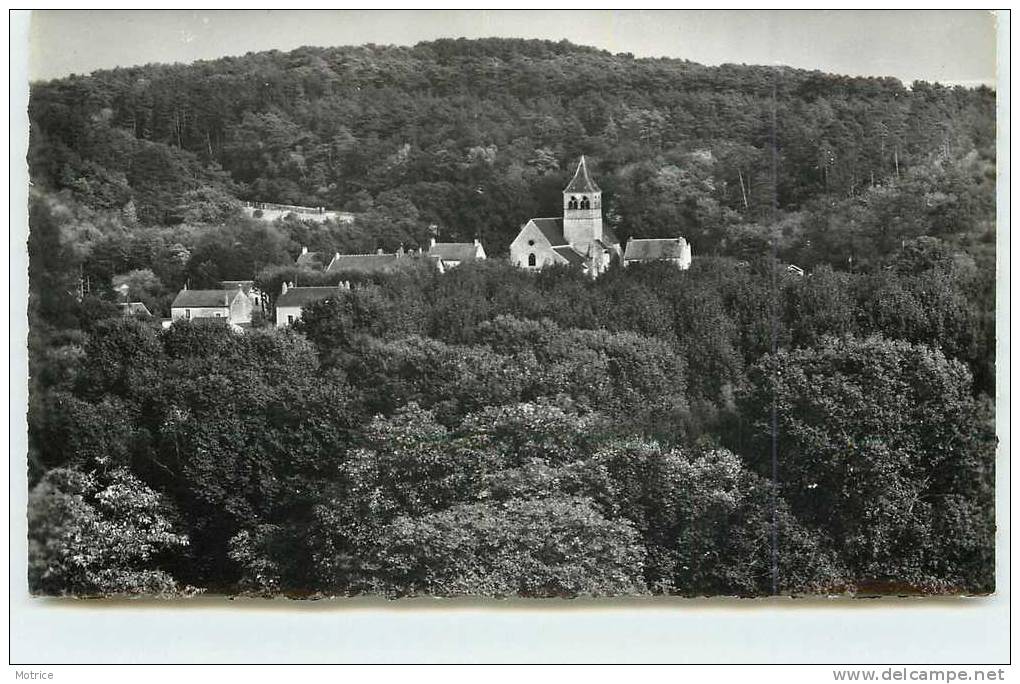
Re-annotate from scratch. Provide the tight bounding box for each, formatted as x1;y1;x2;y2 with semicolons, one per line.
510;221;566;269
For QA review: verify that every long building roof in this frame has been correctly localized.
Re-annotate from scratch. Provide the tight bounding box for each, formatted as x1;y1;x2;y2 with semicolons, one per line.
171;289;239;308
277;286;344;308
296;251;325;268
623;237;690;261
428;242;481;262
552;246;586;266
325;253;401;273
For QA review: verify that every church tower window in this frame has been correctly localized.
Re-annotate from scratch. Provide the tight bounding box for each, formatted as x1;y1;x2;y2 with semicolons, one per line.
562;155;604;256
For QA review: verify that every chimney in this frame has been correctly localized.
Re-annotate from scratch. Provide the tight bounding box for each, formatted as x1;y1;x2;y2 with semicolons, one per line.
376;247;384;255
474;238;481;247
301;246;308;255
281;281;289;296
429;237;437;249
397;243;406;257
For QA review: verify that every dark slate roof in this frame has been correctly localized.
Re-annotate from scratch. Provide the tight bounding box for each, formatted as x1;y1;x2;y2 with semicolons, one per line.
529;218;566;246
563;155;600;193
277;286;344;308
326;253;401;274
428;242;480;262
220;280;254;294
552;246;586;266
623;238;689;261
171;289;239;308
296;251;324;268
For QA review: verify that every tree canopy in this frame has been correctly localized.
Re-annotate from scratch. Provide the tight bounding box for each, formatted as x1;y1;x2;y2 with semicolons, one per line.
25;38;996;598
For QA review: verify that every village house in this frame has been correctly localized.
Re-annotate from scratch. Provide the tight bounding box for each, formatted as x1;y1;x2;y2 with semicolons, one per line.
622;237;693;270
295;246;327;269
510;156;621;277
275;281;351;327
219;280;263;310
325;247;446;275
427;238;487;269
325;250;400;274
170;286;253;327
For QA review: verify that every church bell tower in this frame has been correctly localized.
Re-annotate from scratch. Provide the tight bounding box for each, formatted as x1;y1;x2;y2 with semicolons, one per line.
563;155;603;255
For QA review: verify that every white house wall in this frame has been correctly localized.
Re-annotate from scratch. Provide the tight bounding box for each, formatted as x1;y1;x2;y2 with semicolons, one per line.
228;293;254;324
171;306;230;320
276;305;304;327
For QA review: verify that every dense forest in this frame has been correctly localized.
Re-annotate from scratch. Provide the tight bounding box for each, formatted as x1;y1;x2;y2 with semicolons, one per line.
26;39;996;597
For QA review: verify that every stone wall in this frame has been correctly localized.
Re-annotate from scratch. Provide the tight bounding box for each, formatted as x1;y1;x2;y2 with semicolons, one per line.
241;202;355;225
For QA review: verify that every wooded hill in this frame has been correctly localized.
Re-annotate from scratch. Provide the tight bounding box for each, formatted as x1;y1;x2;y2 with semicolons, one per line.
28;38;995;267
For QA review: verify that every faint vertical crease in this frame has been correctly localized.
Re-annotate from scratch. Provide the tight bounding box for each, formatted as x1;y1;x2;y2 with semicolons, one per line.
769;77;780;596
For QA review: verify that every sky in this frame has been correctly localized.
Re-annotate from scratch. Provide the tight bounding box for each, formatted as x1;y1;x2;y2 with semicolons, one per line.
28;10;998;86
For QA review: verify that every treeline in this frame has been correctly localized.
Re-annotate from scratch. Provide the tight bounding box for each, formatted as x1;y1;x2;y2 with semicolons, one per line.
28;258;995;597
28;39;995;269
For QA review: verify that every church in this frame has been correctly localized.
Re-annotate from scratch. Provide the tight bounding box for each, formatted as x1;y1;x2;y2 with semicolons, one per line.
510;156;622;277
